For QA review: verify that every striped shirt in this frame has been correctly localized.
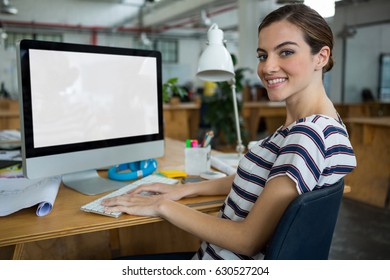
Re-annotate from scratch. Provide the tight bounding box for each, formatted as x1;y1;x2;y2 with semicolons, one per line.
193;114;357;260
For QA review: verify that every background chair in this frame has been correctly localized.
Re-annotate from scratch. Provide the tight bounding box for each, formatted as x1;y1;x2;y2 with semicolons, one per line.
264;179;345;260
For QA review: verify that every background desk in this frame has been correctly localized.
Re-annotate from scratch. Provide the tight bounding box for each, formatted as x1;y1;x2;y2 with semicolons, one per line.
242;102;286;139
242;102;390;141
344;117;390;208
163;102;200;141
0;99;19;130
0;138;225;259
335;102;390;119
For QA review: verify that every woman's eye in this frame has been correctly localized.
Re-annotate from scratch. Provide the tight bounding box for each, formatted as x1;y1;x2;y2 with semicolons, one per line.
257;54;267;62
280;50;294;57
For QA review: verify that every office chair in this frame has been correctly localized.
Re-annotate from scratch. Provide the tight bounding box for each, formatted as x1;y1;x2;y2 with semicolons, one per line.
264;179;345;260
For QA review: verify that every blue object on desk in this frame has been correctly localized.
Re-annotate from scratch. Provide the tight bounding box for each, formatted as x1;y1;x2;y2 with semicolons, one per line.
108;159;157;181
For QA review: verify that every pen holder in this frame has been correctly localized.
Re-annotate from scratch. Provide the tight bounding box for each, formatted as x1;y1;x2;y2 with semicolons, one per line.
185;145;211;176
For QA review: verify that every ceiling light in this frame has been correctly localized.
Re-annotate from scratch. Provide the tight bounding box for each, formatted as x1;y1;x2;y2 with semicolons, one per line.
1;0;18;15
201;10;212;27
304;0;342;18
140;32;152;47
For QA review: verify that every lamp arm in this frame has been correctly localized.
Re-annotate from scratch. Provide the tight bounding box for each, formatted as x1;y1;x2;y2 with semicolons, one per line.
230;78;245;156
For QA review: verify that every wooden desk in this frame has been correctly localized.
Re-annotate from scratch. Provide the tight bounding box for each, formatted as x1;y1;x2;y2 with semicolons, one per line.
0;99;19;130
242;102;286;139
242;102;390;141
163;102;201;141
0;138;225;259
344;117;390;208
334;102;390;119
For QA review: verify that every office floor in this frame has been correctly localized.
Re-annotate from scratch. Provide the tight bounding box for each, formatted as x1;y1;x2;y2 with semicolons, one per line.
329;198;390;260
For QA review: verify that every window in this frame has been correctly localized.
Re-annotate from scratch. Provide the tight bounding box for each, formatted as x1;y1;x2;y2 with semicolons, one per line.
4;32;62;49
379;53;390;101
155;39;178;63
133;38;178;63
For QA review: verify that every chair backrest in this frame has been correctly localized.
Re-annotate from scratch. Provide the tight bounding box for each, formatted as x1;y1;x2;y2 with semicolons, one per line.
264;179;344;260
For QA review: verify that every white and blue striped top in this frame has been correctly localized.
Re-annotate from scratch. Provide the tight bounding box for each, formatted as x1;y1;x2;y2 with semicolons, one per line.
193;114;357;260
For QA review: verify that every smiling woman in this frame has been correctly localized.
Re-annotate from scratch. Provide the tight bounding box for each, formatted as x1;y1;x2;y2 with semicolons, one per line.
100;3;356;261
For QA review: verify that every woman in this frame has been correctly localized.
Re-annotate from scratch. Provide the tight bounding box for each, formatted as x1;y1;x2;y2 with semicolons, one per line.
102;4;357;260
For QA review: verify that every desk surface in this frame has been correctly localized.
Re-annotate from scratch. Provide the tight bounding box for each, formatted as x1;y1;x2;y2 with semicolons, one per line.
345;116;390;127
0;138;225;247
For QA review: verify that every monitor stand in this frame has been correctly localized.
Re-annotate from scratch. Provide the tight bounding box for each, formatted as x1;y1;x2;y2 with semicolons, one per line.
62;170;128;195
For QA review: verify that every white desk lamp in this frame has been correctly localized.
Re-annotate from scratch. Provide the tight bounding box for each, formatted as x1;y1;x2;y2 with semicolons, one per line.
197;23;245;159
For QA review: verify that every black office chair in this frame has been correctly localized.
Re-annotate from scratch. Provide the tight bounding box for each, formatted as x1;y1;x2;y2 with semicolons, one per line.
264;179;344;260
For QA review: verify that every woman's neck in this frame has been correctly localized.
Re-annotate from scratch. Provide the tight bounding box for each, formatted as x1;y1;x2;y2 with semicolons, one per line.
283;86;336;128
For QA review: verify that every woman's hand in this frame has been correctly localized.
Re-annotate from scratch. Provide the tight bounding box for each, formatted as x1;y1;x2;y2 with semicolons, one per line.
128;182;187;201
100;182;187;217
101;193;167;217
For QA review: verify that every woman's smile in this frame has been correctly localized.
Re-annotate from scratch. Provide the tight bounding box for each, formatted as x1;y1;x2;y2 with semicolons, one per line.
266;77;288;87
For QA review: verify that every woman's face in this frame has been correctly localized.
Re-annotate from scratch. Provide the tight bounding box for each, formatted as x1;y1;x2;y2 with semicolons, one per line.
257;20;321;102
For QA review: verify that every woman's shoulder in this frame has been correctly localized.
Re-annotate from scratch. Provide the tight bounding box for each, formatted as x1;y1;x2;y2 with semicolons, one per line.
286;114;347;136
276;114;351;149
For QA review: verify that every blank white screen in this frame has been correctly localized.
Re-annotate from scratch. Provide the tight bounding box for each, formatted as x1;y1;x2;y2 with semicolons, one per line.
29;49;159;148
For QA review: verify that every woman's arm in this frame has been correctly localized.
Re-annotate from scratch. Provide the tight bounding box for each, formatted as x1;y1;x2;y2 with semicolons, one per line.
102;175;298;256
129;174;234;201
181;174;234;196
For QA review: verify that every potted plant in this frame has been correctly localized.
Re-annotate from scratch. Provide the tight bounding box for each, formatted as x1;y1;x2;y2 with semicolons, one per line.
162;77;188;104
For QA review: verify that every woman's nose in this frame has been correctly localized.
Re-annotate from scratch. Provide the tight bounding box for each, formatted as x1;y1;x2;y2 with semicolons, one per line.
261;55;279;74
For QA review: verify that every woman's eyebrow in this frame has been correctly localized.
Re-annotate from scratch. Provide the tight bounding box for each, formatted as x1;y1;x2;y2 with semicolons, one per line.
257;41;299;53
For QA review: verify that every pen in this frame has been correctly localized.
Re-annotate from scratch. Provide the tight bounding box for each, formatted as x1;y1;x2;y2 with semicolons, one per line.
190;139;198;148
186;139;201;148
202;130;214;147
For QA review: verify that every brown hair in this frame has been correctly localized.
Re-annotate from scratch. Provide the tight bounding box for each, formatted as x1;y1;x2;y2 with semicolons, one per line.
258;4;334;72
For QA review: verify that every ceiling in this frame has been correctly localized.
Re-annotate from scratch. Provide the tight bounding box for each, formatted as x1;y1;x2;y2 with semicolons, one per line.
1;0;360;38
0;0;240;37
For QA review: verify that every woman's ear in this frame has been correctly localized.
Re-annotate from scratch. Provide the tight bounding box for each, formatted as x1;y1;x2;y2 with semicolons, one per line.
315;46;331;71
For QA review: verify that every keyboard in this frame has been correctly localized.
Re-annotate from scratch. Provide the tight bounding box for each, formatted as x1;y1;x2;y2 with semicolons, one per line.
80;174;179;218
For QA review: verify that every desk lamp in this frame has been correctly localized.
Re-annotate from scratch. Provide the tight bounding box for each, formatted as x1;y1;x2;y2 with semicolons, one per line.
197;23;245;158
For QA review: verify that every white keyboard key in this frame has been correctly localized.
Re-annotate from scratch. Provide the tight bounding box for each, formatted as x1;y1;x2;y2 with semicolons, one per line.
80;174;179;218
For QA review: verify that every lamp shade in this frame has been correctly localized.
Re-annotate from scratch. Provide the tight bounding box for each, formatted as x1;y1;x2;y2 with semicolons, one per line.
196;24;234;82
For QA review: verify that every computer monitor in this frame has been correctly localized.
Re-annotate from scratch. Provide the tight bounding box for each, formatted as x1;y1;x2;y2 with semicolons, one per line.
17;39;164;195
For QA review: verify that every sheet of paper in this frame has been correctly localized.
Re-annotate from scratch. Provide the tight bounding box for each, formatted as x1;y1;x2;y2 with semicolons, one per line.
210;155;237;176
0;150;21;161
0;130;21;149
0;176;61;216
